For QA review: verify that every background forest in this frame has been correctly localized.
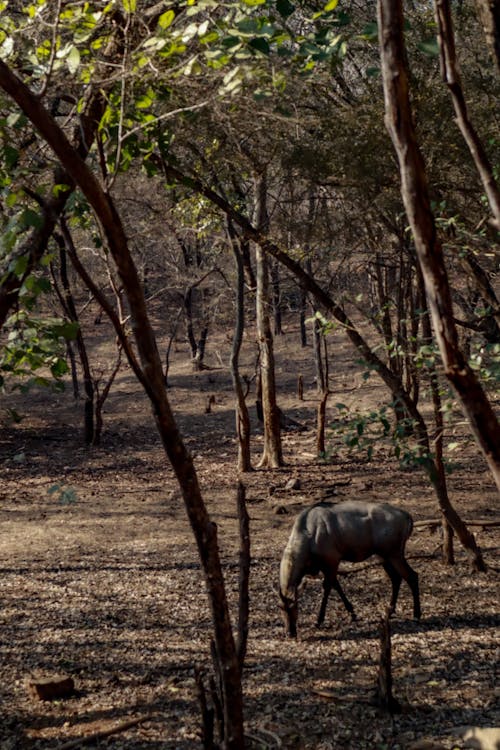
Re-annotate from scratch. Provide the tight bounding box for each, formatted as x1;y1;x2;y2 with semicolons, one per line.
0;1;499;749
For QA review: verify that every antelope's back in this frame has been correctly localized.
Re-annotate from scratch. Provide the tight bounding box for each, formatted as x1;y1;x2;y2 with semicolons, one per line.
304;500;413;563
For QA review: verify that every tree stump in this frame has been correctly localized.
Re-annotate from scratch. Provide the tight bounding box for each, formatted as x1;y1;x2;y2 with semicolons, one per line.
27;674;75;701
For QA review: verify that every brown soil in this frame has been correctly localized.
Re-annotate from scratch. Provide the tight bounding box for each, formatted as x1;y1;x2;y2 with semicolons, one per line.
0;320;498;750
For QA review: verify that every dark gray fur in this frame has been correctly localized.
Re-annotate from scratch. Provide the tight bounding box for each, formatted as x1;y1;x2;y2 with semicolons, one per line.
279;500;421;637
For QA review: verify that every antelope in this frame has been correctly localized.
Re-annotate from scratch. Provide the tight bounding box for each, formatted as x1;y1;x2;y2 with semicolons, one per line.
279;500;421;637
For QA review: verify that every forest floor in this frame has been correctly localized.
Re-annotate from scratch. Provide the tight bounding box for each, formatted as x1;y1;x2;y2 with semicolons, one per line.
0;315;498;750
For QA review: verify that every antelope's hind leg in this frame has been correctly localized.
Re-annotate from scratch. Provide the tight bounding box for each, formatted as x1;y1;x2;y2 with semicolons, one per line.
383;560;402;615
389;557;421;620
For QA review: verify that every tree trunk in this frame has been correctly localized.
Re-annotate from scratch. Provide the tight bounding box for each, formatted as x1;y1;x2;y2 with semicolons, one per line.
316;335;330;456
236;482;250;670
53;231;94;444
474;0;500;75
253;169;283;468
228;221;252;472
377;0;500;492
434;0;500;229
270;259;282;336
299;288;307;347
0;61;246;749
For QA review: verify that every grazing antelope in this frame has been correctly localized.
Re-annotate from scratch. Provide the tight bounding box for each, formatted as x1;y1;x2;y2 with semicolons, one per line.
279;501;421;637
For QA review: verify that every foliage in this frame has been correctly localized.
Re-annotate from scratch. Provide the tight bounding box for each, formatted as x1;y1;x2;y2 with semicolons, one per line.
0;310;78;390
0;0;498;448
326;401;452;472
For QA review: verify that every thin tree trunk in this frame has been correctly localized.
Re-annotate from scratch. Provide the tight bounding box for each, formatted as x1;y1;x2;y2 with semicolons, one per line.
53;231;94;444
299;288;307;347
253;169;283;468
228;221;252;472
377;0;500;492
236;482;250;671
316;336;330;456
435;0;500;229
270;260;282;336
474;0;500;75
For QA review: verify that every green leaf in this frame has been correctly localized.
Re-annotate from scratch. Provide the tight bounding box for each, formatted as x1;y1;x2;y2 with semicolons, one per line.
249;37;270;55
66;46;80;75
122;0;136;12
236;18;260;35
418;38;439;56
20;208;43;230
361;22;378;42
277;0;295;17
324;0;339;10
50;358;69;377
158;10;175;29
52;321;80;340
12;255;28;277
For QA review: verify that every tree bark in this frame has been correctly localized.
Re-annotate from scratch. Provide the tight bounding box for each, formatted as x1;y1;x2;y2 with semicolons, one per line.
253;169;283;468
434;0;500;229
228;221;252;472
0;60;245;749
474;0;500;74
236;482;250;671
377;0;500;493
52;232;95;445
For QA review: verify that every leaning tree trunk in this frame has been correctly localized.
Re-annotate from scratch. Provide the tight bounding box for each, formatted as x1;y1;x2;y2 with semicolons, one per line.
378;0;500;493
253;169;283;468
0;61;246;749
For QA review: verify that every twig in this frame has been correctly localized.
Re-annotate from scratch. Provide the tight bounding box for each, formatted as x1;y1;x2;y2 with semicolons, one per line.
52;714;152;750
246;726;283;748
414;518;500;529
311;688;370;703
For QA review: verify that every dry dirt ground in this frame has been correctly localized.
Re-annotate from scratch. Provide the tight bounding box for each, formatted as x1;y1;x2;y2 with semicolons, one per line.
0;319;498;750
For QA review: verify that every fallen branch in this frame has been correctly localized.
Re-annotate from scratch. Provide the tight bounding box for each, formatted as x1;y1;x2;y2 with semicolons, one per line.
312;688;371;703
52;714;152;750
246;726;283;748
414;518;500;529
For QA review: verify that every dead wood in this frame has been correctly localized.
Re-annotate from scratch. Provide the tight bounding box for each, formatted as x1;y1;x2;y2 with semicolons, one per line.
375;609;402;714
414;518;500;529
53;714;152;750
27;674;75;701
